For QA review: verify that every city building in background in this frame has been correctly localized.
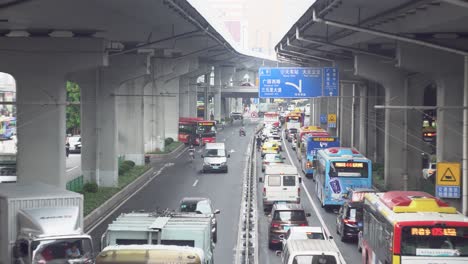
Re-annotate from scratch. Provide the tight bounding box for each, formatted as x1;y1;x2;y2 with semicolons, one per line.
204;0;311;55
0;73;15;118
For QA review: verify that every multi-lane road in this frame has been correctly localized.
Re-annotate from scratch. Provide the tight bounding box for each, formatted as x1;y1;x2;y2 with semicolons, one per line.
256;128;361;264
84;119;361;263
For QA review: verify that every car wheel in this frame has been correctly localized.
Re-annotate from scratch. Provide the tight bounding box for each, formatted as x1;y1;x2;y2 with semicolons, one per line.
262;168;265;172
340;227;346;242
213;232;217;243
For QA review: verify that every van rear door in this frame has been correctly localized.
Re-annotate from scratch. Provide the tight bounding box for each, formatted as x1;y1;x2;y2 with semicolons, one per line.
265;175;299;203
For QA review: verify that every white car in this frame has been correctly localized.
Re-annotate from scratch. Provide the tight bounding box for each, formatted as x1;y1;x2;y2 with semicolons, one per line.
67;135;81;153
279;226;331;250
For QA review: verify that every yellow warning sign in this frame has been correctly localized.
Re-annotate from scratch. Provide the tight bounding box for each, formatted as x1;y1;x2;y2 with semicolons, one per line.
328;114;337;123
436;162;460;186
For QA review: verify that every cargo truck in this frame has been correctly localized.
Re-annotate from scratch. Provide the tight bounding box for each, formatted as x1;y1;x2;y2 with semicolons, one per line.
0;183;94;264
101;211;214;264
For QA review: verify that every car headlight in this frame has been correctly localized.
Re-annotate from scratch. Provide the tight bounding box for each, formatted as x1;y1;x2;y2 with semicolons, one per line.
220;162;227;166
204;161;211;166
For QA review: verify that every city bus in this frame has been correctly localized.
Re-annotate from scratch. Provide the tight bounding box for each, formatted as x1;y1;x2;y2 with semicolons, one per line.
0;117;16;140
295;126;328;150
300;135;340;179
362;191;468;264
178;117;202;144
196;120;217;145
285;111;304;130
263;111;280;127
315;147;372;208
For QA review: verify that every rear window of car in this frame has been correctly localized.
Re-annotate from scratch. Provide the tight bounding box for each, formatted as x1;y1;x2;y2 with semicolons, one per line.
268;175;281;186
264;154;282;162
293;255;337;264
283;175;296;186
346;207;363;221
273;210;306;221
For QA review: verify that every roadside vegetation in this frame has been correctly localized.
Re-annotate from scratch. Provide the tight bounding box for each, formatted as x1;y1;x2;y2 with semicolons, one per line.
81;162;150;215
372;163;385;191
148;137;183;154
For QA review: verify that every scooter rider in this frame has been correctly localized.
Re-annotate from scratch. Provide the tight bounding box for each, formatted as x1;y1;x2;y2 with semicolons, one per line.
239;126;246;136
188;144;195;160
256;135;262;150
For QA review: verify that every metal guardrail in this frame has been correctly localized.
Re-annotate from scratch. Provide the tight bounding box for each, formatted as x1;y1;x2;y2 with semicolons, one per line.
235;126;261;264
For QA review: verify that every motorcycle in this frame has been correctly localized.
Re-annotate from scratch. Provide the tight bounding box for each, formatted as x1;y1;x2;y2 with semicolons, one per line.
239;129;246;136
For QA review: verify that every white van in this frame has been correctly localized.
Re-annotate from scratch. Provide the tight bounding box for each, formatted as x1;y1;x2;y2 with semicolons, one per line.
201;143;230;173
260;164;301;213
280;239;345;264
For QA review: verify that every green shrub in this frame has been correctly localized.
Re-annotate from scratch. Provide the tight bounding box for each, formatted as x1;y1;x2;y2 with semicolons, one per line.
119;163;132;175
122;160;135;168
83;182;98;193
165;137;174;146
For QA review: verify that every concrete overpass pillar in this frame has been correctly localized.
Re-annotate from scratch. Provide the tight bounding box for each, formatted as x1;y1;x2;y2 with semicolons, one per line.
214;66;235;121
117;76;148;165
72;55;149;187
358;84;368;155
397;43;465;191
143;82;157;153
0;38;106;188
355;54;408;191
339;83;353;147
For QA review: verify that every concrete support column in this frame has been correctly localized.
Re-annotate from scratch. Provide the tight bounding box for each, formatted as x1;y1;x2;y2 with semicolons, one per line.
117;76;147;165
213;68;221;121
365;83;379;162
0;38;106;188
355;54;408;190
143;82;157;153
358;84;368;155
339;83;353;147
179;77;191;118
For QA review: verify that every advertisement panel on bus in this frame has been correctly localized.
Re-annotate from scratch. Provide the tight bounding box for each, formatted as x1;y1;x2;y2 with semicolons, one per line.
0;117;16;140
315;148;372;208
301;136;340;179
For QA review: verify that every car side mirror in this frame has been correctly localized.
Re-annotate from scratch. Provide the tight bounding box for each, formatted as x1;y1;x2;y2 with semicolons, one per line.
201;155;204;158
214;209;221;214
306;213;312;217
275;250;282;257
278;234;285;240
227;154;231;158
329;235;334;240
259;177;263;183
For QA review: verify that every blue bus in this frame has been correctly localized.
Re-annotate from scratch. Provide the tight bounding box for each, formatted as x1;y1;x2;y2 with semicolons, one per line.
315;147;372;209
300;135;340;180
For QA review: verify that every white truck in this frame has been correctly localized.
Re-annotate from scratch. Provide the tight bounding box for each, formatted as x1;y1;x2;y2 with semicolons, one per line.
0;183;94;264
101;211;214;264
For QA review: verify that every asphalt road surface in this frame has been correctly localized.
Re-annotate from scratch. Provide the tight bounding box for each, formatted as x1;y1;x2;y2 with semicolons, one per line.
88;120;256;262
256;128;361;264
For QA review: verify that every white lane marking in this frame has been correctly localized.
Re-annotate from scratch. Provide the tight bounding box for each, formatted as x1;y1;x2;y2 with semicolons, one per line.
282;131;341;251
174;148;187;159
86;163;174;233
66;166;79;172
192;179;199;187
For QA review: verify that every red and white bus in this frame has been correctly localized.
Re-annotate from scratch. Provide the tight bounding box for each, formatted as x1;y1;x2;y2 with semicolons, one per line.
196;120;216;145
178;117;202;144
362;191;468;264
263;112;280;127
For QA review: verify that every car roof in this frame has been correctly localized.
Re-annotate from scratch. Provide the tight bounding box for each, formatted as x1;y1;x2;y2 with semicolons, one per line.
273;203;304;211
289;226;323;233
180;197;210;203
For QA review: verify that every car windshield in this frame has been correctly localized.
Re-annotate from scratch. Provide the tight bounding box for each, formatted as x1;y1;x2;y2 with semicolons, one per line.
273;210;306;221
180;199;212;214
205;149;225;157
293;255;337;264
31;238;93;263
264;154;283;162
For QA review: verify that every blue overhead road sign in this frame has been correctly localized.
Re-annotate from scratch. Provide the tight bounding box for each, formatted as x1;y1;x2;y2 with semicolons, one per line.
259;67;323;98
323;67;339;96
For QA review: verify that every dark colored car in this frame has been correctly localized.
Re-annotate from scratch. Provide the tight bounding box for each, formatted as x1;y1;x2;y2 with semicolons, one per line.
336;201;363;242
286;128;298;142
268;203;311;249
179;197;221;243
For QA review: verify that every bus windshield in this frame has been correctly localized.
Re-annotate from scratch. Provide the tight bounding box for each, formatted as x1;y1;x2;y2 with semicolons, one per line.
331;161;369;178
401;226;468;257
197;123;216;137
